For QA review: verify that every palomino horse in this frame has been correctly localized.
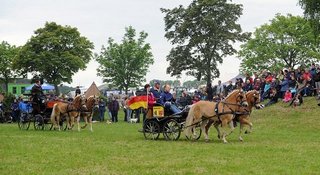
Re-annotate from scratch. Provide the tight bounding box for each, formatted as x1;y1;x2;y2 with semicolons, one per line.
207;90;262;142
75;96;99;132
50;95;86;130
185;89;248;143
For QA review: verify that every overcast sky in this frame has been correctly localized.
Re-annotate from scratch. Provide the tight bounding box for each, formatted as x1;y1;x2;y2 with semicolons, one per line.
0;0;303;87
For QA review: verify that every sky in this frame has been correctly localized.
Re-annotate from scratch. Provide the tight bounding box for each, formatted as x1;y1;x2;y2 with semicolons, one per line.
0;0;303;88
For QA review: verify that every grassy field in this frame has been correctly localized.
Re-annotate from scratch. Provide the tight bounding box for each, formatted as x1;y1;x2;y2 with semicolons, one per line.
1;97;320;175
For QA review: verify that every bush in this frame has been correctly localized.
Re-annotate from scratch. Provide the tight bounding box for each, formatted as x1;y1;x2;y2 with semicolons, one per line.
2;93;16;111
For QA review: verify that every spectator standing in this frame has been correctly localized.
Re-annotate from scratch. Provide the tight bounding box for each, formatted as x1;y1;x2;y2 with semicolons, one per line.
11;99;20;122
216;80;224;96
205;83;213;101
98;98;106;122
314;66;320;95
108;97;119;122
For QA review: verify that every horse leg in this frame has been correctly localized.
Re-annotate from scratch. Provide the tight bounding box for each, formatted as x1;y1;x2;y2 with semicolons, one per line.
245;122;253;134
239;123;244;142
201;119;209;141
69;116;75;130
89;116;93;132
57;115;61;131
214;122;221;139
220;119;228;144
204;119;214;142
226;120;235;136
77;116;81;132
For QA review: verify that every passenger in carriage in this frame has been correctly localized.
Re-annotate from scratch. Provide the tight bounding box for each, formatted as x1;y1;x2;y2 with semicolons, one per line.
159;84;182;115
144;84;156;108
150;80;161;103
143;84;156;122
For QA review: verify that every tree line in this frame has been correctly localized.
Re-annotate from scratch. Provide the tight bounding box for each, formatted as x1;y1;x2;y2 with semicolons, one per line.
1;0;319;95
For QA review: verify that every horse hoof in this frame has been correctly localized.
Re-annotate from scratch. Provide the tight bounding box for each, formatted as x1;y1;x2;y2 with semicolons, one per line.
217;135;221;139
239;138;243;142
205;139;210;142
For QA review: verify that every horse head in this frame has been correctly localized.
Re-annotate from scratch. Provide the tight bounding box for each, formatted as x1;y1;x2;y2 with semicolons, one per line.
246;90;261;108
225;89;248;107
86;96;99;111
73;95;87;110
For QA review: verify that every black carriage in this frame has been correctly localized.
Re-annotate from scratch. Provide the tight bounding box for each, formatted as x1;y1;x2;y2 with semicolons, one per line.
142;104;202;141
17;96;67;131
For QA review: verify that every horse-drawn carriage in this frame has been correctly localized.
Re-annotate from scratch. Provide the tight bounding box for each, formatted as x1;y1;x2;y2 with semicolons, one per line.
142;104;202;141
142;89;262;143
17;96;67;131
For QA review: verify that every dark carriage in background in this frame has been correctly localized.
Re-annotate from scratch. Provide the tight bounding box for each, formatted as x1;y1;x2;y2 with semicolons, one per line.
17;95;66;131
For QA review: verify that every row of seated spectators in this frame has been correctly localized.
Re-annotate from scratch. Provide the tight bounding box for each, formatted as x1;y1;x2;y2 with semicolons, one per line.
205;64;320;106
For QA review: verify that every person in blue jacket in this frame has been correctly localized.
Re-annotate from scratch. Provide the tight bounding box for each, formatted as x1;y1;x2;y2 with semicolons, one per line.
150;80;161;103
160;84;181;115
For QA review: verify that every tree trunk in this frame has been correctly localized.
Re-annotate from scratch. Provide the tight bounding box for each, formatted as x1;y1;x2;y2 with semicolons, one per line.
205;57;212;85
124;86;128;95
54;84;60;96
5;81;9;93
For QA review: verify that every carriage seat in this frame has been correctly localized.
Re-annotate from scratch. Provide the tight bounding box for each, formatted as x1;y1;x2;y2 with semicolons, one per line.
146;103;173;119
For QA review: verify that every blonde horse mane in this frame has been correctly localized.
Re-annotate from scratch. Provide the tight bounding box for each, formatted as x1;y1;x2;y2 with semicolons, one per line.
72;95;83;109
86;96;98;110
224;89;245;102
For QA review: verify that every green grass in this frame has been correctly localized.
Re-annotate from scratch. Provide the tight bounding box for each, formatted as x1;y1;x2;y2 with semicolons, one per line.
1;98;320;175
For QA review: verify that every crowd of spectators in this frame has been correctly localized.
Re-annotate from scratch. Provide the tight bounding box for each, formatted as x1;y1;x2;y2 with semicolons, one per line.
204;64;320;107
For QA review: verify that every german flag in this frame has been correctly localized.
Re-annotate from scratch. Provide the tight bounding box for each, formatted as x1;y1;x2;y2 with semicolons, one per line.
128;96;148;110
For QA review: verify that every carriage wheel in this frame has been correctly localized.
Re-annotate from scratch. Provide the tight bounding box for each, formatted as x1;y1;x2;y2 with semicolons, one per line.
34;115;44;130
143;120;160;140
18;113;31;130
163;119;181;141
185;126;202;141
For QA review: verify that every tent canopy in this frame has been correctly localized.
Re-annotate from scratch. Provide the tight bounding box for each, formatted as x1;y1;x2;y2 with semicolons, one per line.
84;82;101;98
26;83;55;91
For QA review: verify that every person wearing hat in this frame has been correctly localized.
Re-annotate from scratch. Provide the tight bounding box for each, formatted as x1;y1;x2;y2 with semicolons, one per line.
75;86;81;97
150;80;161;103
31;80;44;114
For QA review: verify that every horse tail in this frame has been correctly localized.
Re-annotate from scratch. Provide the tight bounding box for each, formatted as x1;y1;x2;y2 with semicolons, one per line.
51;104;59;127
185;104;197;137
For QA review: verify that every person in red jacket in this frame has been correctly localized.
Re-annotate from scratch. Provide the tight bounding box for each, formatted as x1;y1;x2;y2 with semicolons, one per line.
144;84;156;108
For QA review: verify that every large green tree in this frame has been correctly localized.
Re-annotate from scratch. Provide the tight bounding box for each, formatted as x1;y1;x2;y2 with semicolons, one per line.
183;79;206;89
238;14;320;73
96;26;154;94
0;41;20;92
14;22;94;94
299;0;320;41
161;0;249;85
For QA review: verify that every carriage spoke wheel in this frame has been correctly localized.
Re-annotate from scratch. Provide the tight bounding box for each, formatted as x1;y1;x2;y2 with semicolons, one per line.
163;119;181;141
34;115;44;130
143;120;160;140
18;113;31;130
185;126;202;141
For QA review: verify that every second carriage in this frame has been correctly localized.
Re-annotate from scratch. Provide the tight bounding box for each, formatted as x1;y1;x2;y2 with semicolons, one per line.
17;96;67;131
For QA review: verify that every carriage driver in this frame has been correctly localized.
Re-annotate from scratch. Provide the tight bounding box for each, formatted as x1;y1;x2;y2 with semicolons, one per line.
159;84;182;115
31;80;44;114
